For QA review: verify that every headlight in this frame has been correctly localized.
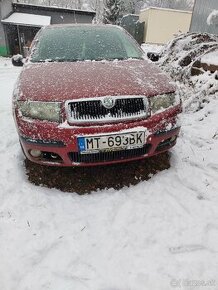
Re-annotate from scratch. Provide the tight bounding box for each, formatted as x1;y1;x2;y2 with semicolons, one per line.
17;101;61;122
150;93;179;114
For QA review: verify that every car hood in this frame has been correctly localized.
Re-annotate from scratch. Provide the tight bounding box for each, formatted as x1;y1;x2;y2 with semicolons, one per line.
18;59;175;102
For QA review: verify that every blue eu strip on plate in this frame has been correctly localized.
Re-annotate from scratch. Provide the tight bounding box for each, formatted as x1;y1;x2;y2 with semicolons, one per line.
77;137;86;152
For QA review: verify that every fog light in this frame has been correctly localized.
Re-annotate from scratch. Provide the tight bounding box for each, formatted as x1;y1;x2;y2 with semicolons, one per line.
171;136;177;142
51;153;58;159
30;149;42;158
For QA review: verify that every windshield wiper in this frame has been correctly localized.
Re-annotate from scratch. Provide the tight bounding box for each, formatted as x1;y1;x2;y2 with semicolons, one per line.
31;56;143;63
128;57;144;60
32;58;81;63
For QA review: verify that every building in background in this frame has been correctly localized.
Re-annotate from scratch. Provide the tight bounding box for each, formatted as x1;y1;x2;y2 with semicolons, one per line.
0;0;13;56
0;1;95;56
190;0;218;35
139;7;192;44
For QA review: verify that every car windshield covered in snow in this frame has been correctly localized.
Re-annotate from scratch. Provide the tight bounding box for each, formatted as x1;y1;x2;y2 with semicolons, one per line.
30;25;143;62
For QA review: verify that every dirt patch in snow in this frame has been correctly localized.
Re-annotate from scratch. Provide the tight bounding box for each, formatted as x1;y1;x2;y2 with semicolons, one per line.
25;152;170;194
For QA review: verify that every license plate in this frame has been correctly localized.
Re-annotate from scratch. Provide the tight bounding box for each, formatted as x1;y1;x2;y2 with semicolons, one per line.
78;131;146;154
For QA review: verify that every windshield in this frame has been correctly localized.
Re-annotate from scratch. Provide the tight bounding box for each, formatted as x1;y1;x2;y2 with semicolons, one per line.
30;25;143;63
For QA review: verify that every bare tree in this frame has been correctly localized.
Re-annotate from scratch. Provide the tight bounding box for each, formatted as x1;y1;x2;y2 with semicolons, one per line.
118;0;193;14
119;0;144;14
102;0;121;24
13;0;194;20
13;0;193;11
89;0;104;23
142;0;194;11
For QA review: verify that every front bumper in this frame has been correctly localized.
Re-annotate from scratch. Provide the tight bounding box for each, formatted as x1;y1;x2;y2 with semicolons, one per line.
16;106;181;167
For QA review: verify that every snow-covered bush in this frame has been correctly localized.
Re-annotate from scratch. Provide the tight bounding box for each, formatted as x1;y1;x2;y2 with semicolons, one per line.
159;33;218;77
102;0;121;24
156;33;218;111
207;10;218;26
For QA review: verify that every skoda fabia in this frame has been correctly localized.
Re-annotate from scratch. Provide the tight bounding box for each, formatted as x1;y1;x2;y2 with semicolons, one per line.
13;24;181;166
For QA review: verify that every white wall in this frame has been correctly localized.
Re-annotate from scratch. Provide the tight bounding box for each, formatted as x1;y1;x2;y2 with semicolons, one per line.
140;7;192;44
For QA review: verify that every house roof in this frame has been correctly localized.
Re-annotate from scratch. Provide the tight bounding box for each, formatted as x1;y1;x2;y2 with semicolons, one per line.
2;12;51;27
12;2;96;15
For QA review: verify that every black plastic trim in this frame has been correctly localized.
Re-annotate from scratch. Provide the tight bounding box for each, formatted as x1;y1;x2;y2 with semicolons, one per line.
154;127;179;137
69;145;151;163
20;136;66;147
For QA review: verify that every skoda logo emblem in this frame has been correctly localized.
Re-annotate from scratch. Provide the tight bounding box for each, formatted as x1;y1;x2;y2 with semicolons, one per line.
102;97;115;109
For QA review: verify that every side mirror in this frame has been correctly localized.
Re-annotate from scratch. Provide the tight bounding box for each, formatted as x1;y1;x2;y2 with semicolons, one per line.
12;54;24;67
147;52;160;62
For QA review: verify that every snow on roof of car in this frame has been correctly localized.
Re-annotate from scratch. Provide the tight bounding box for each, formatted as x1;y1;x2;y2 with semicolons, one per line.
2;12;51;27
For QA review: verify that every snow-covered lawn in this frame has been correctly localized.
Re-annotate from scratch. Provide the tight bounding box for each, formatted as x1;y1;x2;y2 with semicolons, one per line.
0;57;218;290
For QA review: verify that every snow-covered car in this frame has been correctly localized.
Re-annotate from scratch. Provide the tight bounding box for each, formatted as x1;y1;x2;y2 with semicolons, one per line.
12;24;181;167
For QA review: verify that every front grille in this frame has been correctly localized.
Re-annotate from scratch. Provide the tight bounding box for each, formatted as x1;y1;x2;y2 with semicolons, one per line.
69;145;151;163
66;96;148;123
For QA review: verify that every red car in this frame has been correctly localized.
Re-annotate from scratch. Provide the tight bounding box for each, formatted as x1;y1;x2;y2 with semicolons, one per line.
13;24;181;167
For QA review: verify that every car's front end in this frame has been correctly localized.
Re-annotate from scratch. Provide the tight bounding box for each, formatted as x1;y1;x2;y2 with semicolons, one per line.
13;24;182;167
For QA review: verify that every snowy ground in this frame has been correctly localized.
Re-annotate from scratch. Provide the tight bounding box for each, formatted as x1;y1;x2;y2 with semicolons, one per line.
141;43;163;59
0;57;218;290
